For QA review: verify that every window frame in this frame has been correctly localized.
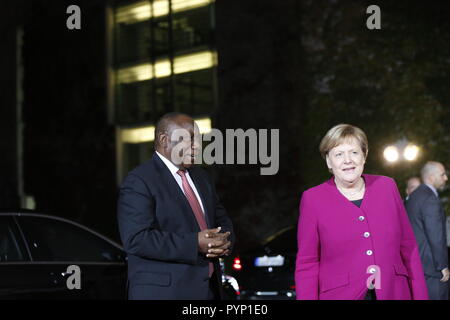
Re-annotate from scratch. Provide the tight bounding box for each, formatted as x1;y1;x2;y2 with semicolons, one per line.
0;215;31;263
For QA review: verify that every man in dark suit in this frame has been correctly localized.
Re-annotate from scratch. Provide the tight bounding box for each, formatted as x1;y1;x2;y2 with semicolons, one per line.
117;112;234;300
406;161;449;300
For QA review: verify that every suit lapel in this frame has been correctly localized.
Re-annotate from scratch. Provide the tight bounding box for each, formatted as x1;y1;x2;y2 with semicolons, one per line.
152;154;201;229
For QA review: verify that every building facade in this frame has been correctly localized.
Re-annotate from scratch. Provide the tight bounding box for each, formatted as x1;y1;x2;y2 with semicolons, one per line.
109;0;217;182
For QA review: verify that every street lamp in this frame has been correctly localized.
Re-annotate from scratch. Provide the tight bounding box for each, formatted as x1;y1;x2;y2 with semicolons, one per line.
383;139;420;163
383;146;399;163
404;144;420;161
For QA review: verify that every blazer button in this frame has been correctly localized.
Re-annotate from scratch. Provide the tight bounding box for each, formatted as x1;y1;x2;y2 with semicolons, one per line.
359;216;365;221
364;232;370;238
366;250;373;256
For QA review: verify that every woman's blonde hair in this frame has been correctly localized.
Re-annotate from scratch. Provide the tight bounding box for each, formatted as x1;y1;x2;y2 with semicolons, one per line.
319;124;368;159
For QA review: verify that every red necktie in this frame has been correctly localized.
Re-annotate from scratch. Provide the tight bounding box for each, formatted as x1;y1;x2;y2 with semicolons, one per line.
177;170;214;277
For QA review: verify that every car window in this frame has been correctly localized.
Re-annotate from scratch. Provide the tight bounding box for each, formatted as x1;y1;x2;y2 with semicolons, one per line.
18;216;124;262
0;216;27;262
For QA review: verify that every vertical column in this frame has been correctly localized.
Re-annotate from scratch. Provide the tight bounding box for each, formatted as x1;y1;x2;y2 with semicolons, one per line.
0;19;20;209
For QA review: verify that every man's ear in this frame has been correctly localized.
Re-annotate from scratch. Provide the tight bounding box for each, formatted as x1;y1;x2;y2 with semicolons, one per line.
158;132;168;148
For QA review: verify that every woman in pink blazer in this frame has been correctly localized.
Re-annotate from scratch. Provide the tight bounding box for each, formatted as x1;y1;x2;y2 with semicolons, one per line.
295;124;428;300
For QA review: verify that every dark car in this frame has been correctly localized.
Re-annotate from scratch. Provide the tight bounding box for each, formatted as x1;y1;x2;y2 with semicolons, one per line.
0;211;239;300
229;226;297;300
0;211;127;299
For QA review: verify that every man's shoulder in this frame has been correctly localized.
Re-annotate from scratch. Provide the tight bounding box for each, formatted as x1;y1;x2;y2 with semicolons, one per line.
408;184;436;204
121;157;160;187
129;158;157;177
411;184;434;197
188;165;212;182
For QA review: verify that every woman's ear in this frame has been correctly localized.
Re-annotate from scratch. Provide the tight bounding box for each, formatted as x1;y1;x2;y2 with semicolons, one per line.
326;154;331;171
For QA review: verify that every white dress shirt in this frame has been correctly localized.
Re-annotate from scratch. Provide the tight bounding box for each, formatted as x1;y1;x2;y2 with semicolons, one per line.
155;151;205;214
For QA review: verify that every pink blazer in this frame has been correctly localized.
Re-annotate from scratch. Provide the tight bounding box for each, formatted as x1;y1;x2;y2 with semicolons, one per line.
295;174;428;300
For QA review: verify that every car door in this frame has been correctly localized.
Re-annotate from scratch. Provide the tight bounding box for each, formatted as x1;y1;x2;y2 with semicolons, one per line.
0;215;53;299
16;215;127;299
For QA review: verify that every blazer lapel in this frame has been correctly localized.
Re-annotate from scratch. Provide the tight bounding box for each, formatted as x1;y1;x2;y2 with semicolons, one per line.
359;174;371;211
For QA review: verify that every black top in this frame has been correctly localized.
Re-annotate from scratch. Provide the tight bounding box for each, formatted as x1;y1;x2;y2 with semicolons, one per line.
351;199;363;208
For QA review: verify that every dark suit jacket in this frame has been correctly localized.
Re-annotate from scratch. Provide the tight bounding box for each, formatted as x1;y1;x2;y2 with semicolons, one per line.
117;153;234;299
405;184;448;278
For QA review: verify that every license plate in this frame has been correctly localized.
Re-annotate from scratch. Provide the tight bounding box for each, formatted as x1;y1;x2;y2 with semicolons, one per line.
254;255;285;267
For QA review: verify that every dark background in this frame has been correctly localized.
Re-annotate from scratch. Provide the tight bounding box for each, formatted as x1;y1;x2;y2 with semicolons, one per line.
1;0;449;252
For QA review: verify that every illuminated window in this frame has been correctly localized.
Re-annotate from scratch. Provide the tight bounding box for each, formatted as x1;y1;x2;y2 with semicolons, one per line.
173;51;216;74
117;63;153;83
120;117;211;143
116;50;217;83
115;1;152;25
115;0;214;24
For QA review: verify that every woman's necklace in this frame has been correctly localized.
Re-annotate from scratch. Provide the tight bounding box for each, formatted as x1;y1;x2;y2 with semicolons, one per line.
336;178;365;197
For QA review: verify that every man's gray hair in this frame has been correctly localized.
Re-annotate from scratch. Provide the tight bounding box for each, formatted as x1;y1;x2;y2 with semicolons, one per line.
420;161;442;181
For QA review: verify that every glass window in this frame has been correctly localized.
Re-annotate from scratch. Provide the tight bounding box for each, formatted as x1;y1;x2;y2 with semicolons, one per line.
115;20;151;64
0;216;27;262
116;18;171;61
18;216;125;263
154;77;173;113
153;19;170;57
116;77;174;125
175;69;214;115
123;141;154;173
116;80;153;124
172;7;212;53
114;3;212;62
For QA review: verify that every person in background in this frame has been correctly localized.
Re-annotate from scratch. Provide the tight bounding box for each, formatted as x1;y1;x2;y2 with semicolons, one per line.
405;161;449;300
405;176;421;201
295;124;428;300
